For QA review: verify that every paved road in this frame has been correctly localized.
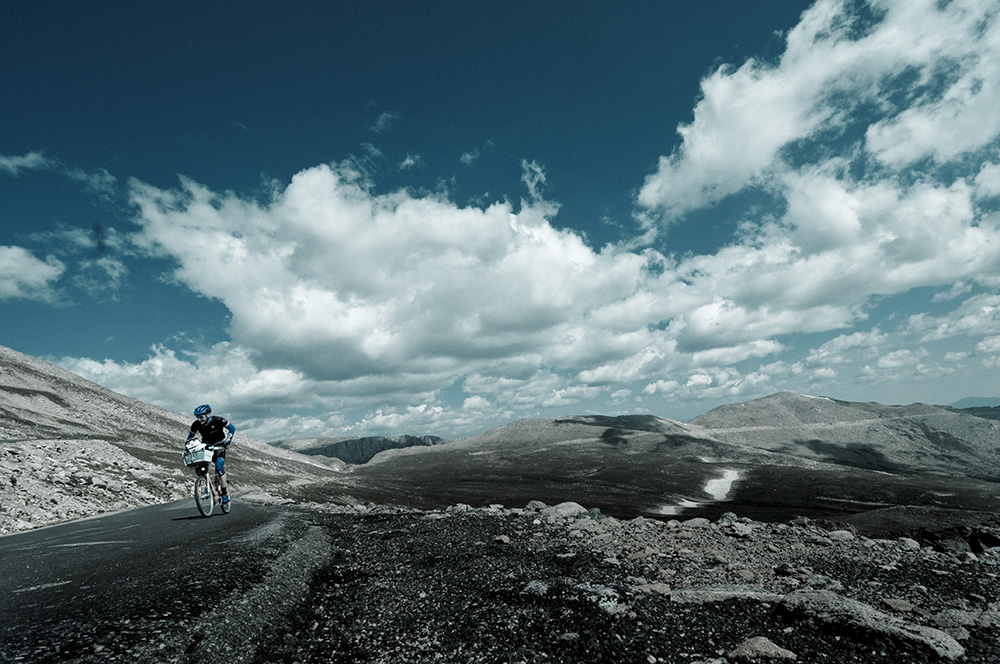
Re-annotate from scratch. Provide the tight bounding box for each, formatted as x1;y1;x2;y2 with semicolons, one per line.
0;498;333;663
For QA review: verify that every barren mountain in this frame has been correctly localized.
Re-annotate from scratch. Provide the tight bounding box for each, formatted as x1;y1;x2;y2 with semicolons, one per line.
688;392;1000;478
0;344;351;534
339;396;1000;528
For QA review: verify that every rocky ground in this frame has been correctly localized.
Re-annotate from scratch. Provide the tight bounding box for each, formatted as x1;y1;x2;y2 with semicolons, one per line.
4;431;1000;662
4;488;1000;662
0;438;191;534
225;499;1000;664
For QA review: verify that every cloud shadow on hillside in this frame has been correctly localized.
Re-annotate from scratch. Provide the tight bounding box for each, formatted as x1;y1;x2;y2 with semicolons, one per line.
798;439;906;473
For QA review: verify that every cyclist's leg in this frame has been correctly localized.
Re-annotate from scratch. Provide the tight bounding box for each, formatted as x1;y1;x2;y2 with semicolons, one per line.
215;454;229;498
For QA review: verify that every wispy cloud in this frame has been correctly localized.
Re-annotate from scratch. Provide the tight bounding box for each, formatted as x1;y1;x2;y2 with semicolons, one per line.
0;151;119;200
460;139;494;166
0;151;55;177
66;167;118;202
72;256;128;300
371;110;400;134
398;154;423;171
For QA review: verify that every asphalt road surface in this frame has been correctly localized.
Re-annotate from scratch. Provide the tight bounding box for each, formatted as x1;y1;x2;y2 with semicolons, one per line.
0;497;333;663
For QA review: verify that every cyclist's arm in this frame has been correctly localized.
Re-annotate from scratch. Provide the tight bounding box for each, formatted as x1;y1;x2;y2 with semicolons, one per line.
222;421;236;445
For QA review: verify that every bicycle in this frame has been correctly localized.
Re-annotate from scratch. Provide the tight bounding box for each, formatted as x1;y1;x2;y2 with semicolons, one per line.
182;440;231;517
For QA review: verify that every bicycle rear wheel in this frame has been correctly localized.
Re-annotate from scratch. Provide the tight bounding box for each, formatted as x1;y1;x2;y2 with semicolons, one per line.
194;476;214;517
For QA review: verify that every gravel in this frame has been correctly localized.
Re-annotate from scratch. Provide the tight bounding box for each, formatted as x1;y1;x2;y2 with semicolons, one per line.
238;501;1000;664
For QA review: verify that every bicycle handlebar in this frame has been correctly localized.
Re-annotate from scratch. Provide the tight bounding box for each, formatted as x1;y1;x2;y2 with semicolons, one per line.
186;440;229;452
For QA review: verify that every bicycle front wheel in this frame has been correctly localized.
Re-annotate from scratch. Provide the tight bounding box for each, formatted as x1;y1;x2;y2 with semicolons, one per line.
194;476;214;517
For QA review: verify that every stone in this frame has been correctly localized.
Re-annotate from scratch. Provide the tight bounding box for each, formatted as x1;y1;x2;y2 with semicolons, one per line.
634;582;671;595
781;590;964;660
803;574;843;592
727;522;754;538
670;585;782;605
933;609;977;628
773;562;799;577
727;636;797;660
802;532;833;546
541;501;587;519
522;580;548;596
884;597;915;612
628;546;658;560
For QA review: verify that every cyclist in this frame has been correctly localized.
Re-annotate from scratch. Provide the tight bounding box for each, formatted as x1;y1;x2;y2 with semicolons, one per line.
187;404;235;504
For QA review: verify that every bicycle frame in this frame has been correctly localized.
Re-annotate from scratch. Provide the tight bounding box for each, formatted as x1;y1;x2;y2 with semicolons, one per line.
191;449;230;517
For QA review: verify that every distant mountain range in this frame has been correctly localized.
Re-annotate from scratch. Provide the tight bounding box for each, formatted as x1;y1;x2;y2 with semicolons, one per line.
339;393;1000;523
270;435;447;465
950;396;1000;409
2;342;999;533
272;395;1000;471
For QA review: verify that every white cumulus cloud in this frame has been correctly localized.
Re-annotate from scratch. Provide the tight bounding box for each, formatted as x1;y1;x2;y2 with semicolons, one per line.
0;246;64;302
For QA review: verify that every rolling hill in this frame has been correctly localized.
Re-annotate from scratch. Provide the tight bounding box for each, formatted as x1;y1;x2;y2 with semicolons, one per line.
270;434;447;464
340;393;1000;525
687;392;1000;478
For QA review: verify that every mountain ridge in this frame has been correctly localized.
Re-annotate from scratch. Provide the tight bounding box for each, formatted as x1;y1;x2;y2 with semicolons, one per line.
341;391;1000;523
686;391;1000;478
270;434;447;465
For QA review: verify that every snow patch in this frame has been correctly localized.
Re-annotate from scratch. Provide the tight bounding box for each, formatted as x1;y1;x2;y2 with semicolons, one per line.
654;469;740;516
656;499;702;516
704;469;739;500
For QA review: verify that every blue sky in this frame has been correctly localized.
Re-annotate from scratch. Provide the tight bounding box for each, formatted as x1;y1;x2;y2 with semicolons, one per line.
4;0;1000;441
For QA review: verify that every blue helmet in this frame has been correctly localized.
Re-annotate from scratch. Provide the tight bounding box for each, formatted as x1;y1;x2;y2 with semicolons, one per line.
194;404;212;417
